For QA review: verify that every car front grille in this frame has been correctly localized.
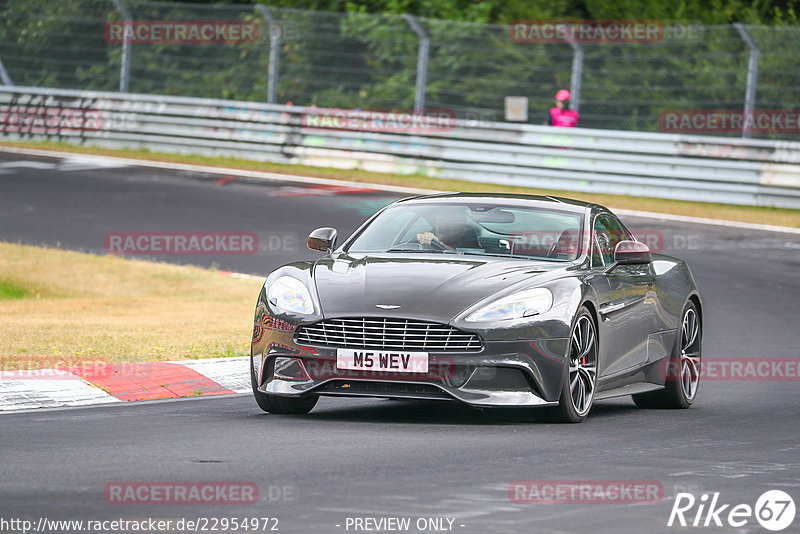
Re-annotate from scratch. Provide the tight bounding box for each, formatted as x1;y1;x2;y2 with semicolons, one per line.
294;317;482;352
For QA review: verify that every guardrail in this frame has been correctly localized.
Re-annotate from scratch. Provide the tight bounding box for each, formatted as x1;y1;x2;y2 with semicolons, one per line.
1;86;799;208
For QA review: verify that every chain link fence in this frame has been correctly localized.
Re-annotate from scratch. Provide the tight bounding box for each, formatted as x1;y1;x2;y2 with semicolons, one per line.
0;0;798;139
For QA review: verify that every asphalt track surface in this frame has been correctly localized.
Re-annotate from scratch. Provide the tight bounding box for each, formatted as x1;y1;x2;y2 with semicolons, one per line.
1;151;799;533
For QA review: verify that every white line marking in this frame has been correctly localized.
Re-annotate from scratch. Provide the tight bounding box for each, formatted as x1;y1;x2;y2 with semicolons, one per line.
0;145;435;195
219;271;263;281
0;144;797;233
0;160;58;169
613;208;800;234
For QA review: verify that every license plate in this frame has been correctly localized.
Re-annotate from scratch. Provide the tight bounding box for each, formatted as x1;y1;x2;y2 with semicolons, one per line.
336;349;428;373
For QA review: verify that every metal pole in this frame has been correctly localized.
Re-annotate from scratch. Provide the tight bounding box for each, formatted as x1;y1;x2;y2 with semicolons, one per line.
568;40;583;114
255;5;281;104
733;23;759;138
110;0;131;92
0;55;13;85
402;14;429;113
561;24;583;114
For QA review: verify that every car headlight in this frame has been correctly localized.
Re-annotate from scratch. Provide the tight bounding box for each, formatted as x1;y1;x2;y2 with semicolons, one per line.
267;276;314;315
465;288;553;322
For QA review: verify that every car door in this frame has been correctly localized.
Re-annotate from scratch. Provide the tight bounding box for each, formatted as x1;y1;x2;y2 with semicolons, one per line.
591;214;656;378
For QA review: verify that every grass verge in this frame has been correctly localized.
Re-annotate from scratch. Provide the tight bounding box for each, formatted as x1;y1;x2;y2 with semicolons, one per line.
1;140;798;228
0;242;262;370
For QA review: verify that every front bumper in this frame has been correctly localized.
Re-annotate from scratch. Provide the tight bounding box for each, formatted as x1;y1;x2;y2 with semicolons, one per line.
252;326;568;407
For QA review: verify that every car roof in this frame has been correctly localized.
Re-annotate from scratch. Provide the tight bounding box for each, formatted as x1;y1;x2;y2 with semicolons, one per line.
394;192;604;214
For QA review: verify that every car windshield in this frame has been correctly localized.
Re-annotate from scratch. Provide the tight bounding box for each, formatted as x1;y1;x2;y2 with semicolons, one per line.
346;202;584;261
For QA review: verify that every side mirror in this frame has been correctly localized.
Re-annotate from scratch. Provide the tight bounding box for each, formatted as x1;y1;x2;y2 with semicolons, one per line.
613;240;652;265
307;227;338;252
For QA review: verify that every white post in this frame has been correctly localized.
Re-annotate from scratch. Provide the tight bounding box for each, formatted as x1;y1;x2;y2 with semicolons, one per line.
255;5;281;105
110;0;132;92
733;23;760;138
403;14;429;114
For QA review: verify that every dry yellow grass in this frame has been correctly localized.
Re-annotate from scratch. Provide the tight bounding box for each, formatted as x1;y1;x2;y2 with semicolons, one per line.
0;242;262;370
2;140;798;228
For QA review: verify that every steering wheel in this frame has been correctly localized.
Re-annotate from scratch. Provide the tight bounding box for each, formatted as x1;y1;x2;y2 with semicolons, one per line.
429;238;446;250
548;230;575;258
393;235;446;251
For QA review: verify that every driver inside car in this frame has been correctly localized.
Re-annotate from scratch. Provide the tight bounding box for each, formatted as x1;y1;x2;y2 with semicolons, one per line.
416;212;480;251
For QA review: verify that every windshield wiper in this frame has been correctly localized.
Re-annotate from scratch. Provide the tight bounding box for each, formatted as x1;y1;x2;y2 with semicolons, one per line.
457;251;567;261
385;248;451;253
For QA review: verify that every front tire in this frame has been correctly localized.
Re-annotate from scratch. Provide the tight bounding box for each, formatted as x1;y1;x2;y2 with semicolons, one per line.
632;301;701;409
251;356;319;414
549;308;598;423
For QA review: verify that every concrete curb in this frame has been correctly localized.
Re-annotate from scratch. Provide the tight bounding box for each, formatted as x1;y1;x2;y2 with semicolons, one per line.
0;356;250;412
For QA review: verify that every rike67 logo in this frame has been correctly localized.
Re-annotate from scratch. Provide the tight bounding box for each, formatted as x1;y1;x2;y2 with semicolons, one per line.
668;490;795;531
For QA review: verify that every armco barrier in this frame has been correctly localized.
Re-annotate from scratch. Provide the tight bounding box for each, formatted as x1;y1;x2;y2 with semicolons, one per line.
1;86;799;208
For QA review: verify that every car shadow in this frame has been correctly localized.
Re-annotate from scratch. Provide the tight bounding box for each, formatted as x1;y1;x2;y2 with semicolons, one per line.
255;398;641;426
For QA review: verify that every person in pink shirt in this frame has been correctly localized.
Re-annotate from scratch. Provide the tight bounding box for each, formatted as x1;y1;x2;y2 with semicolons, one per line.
546;89;579;127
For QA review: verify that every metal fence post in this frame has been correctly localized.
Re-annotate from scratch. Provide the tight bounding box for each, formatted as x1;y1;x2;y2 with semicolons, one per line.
402;14;429;113
733;23;760;138
255;5;281;105
567;39;583;114
0;55;13;85
110;0;131;92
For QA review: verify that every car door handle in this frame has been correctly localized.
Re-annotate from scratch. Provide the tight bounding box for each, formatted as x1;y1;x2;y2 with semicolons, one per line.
599;302;626;315
599;296;645;315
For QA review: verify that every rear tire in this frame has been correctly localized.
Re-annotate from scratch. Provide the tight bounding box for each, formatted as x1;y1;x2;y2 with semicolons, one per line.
632;301;701;409
548;308;598;423
251;356;318;414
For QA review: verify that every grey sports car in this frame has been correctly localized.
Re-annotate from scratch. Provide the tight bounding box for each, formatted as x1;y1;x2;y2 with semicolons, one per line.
251;193;702;422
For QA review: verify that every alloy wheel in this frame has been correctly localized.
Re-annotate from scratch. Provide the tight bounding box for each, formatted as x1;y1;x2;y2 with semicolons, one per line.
679;308;701;401
569;315;598;416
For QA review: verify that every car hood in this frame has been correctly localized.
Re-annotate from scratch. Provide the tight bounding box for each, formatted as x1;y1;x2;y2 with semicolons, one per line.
312;253;567;322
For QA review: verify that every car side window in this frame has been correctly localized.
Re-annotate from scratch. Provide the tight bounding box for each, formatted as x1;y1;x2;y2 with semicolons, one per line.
591;233;604;267
593;214;630;266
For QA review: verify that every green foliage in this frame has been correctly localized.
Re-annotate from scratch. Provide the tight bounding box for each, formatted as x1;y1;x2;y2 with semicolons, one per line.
261;0;800;25
0;0;797;137
0;280;28;300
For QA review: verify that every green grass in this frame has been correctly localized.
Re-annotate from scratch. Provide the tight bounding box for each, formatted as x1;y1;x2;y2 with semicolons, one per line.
2;140;799;228
0;279;29;300
0;242;261;369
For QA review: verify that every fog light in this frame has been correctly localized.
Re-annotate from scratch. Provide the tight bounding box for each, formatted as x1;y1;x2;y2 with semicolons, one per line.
273;357;310;381
445;365;474;388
